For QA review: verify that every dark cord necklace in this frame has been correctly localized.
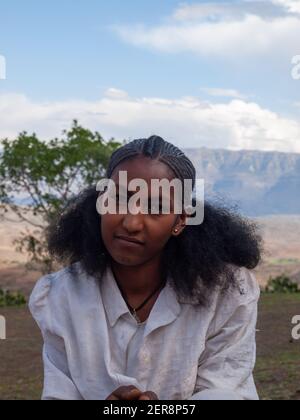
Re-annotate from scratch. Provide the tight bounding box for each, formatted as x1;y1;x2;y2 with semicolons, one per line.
117;279;167;324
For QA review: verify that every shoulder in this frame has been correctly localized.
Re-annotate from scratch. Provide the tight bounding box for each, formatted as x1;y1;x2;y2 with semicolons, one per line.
178;265;260;307
29;262;83;307
28;262;93;329
209;265;261;332
225;265;260;304
214;265;261;312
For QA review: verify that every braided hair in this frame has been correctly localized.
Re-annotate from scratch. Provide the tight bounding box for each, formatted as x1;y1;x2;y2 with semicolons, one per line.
47;135;263;306
106;136;196;191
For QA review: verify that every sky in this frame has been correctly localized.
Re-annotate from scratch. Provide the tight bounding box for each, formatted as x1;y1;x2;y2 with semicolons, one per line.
0;0;300;153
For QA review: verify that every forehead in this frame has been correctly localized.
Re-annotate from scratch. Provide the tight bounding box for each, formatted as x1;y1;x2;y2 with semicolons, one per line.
110;155;176;184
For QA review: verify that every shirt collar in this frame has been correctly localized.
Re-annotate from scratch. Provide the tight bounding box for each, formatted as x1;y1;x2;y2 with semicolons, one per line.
100;264;130;328
100;263;181;332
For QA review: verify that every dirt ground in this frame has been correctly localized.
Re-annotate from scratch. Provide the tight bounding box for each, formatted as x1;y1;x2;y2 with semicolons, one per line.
255;293;300;400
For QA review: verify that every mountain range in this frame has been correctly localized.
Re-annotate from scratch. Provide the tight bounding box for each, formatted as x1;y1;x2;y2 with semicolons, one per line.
184;147;300;217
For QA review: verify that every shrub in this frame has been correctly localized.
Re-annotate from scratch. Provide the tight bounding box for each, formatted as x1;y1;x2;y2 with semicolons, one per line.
265;274;300;294
0;288;27;307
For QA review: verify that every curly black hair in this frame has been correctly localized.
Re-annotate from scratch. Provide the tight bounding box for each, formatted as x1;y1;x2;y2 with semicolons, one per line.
47;136;264;306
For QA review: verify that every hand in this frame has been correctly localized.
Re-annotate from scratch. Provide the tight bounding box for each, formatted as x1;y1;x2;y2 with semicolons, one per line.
106;385;142;400
105;385;159;400
138;391;159;400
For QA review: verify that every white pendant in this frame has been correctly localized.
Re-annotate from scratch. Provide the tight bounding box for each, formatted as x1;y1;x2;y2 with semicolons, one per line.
132;309;142;324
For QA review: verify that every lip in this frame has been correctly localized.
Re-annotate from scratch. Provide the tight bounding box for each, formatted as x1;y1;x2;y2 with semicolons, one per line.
115;235;145;246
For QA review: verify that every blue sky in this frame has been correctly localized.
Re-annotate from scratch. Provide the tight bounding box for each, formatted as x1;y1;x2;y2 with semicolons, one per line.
0;0;300;152
1;0;195;101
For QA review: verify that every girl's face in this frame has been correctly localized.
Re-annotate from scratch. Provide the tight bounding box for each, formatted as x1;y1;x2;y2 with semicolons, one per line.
101;156;187;267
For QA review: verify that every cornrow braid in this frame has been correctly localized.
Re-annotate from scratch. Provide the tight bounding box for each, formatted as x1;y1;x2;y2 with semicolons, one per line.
106;135;196;190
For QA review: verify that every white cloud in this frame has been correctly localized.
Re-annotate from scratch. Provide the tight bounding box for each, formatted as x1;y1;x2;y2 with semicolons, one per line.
272;0;300;14
172;1;292;21
0;90;300;154
104;88;129;100
200;87;248;99
112;1;300;58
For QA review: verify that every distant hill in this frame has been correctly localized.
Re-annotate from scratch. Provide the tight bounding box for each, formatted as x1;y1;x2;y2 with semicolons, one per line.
1;209;300;290
184;147;300;217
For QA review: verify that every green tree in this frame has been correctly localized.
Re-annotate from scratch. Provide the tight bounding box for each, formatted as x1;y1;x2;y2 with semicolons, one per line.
0;120;122;273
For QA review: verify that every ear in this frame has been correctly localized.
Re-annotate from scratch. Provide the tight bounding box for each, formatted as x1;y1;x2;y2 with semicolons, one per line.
172;213;187;236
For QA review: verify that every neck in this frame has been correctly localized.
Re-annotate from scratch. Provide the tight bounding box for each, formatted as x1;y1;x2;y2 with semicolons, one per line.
109;254;166;297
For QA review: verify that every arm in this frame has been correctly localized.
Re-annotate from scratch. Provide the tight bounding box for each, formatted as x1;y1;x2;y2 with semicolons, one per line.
189;268;260;401
41;333;83;400
29;274;83;400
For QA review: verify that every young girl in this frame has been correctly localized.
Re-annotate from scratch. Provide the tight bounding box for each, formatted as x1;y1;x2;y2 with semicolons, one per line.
29;136;263;400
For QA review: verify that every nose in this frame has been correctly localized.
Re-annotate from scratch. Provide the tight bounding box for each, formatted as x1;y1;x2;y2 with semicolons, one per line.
122;211;145;233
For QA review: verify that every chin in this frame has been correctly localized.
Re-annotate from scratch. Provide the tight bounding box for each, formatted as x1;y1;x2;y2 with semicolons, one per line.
112;253;142;266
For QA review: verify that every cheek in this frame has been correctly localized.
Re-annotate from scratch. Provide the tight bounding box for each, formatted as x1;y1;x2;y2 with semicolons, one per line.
101;214;122;242
146;217;175;248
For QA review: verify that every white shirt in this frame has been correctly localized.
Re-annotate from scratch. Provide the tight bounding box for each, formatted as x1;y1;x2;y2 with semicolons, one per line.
29;261;260;400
